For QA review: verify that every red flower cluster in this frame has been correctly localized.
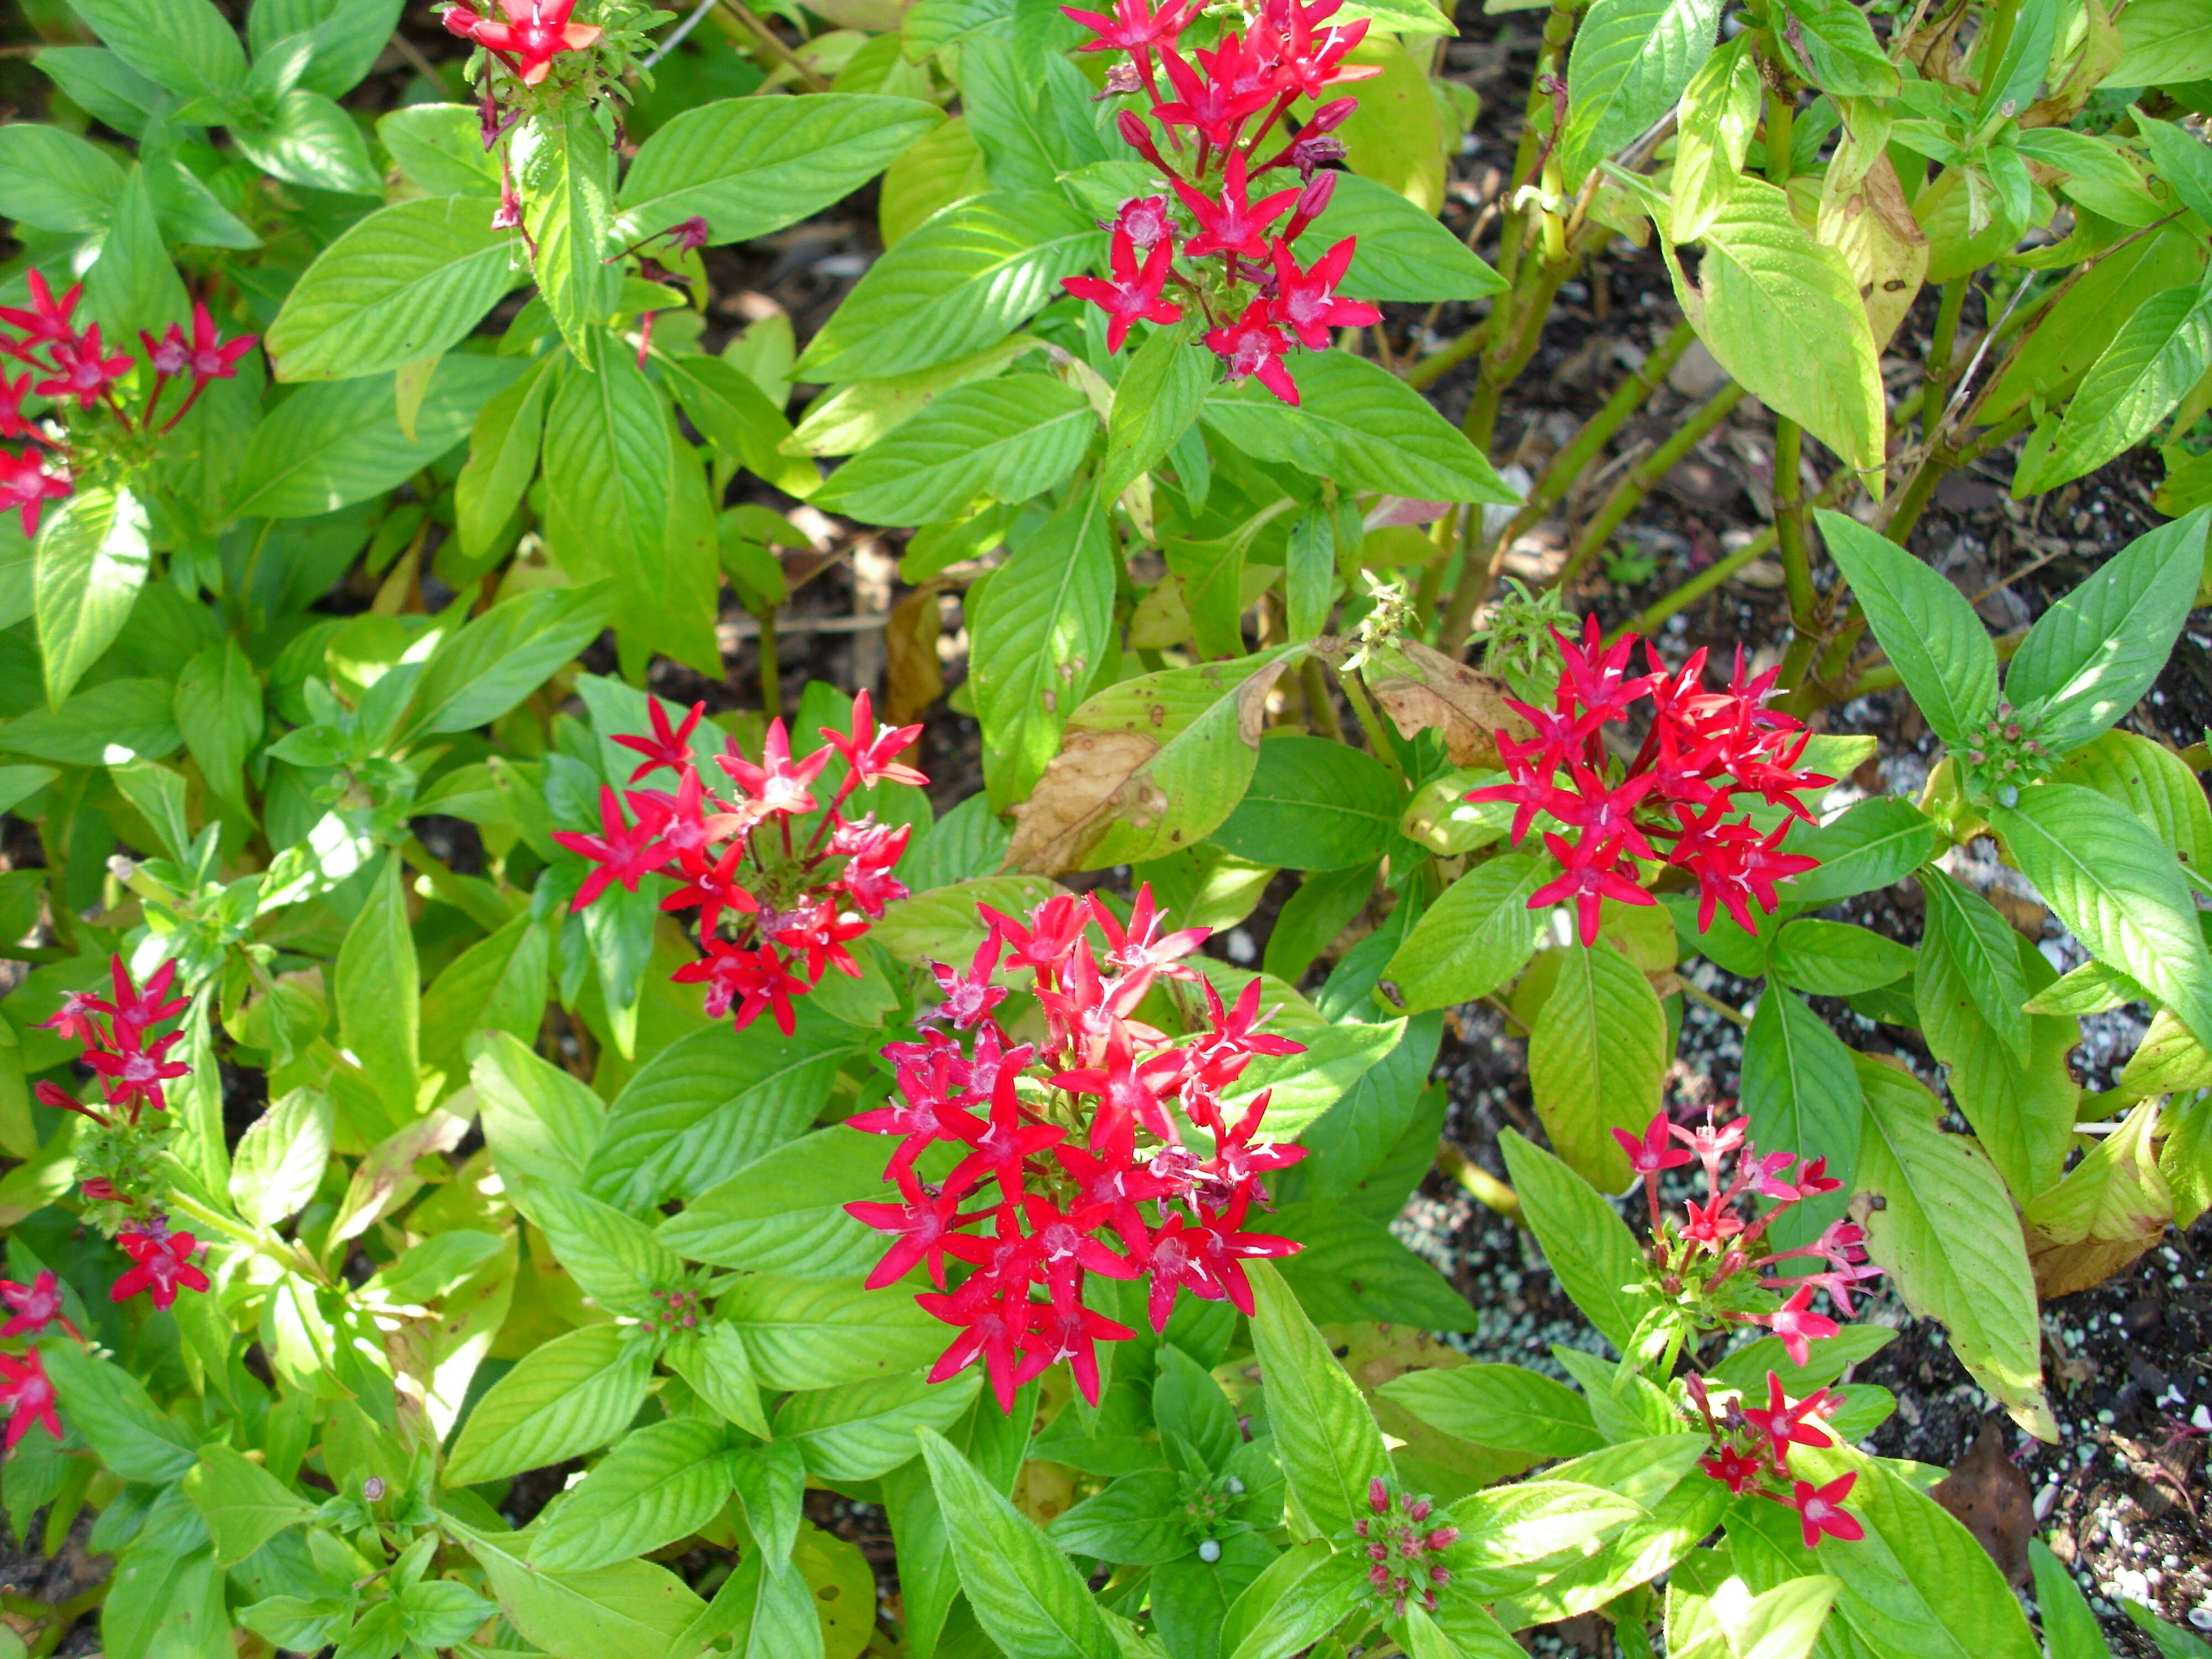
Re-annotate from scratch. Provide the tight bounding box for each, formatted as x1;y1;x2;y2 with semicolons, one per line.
113;1222;211;1311
555;692;925;1036
440;0;602;85
1350;1477;1458;1620
0;278;254;538
1469;618;1825;946
0;1267;71;1448
1615;1107;1879;1363
1060;0;1381;405
1689;1371;1865;1549
843;888;1307;1411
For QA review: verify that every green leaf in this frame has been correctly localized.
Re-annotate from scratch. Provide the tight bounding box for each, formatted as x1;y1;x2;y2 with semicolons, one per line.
174;638;263;821
667;1322;772;1439
1985;222;2206;422
1246;1259;1391;1537
251;0;405;98
229;1086;334;1228
70;0;243;103
776;1371;981;1481
587;1007;863;1209
0;123;125;233
1376;1363;1603;1459
1667;1557;1840;1659
2111;0;2212;89
2135;111;2212;225
618;93;943;244
1728;1447;2039;1659
2029;1538;2109;1659
521;107;620;362
1779;0;1898;92
333;853;419;1129
409;580;615;738
229;88;377;195
541;335;716;674
182;1444;315;1566
1529;941;1669;1192
1490;1457;1727;1627
797;190;1103;382
1661;184;1884;477
1237;1016;1409;1140
1225;1547;1366;1659
1779;795;1938;905
444;1322;654;1485
454;352;555;559
1916;869;2032;1065
813;373;1094;524
1265;862;1376;983
658;353;820;499
1291;171;1503;301
1201;350;1519;504
231;356;525;517
531;1417;733;1572
1384;854;1546;1014
265;197;516;382
1005;648;1301;874
527;1182;681;1314
969;494;1117;812
1767;918;1916;996
2054;728;2212;875
1706;1322;1897;1395
656;1126;898;1277
1101;321;1213;502
919;1428;1122;1659
1816;509;1995;749
2017;274;2212;495
1210;734;1402;871
451;1517;706;1659
34;484;150;711
1561;0;1721;186
1669;36;1762;242
1741;989;1864;1232
377;101;502;196
471;1029;607;1190
1851;1055;2054;1438
1992;782;2212;1049
0;677;180;765
714;1274;947;1390
1447;1479;1650;1597
84;163;186;353
2006;509;2210;753
1496;1128;1648;1355
37;1339;196;1483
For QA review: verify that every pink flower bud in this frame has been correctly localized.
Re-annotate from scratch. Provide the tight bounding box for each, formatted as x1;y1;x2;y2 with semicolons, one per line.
1368;1477;1390;1515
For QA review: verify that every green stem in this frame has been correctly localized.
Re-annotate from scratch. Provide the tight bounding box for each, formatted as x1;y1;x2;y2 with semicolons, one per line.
715;0;830;90
1461;262;1572;450
1335;664;1407;787
1553;383;1749;591
1680;977;1750;1027
1771;417;1816;632
1923;277;1968;439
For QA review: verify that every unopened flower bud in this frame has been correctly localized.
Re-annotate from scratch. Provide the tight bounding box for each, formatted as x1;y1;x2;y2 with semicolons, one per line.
1282;169;1337;242
1117;109;1167;168
1197;1537;1221;1562
1368;1477;1390;1514
1404;1495;1431;1523
1426;1527;1458;1551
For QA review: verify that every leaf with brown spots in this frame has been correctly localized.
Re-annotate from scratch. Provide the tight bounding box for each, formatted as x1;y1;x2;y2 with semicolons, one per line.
1355;639;1533;768
2022;1096;2173;1298
1930;1417;2036;1587
1006;646;1300;874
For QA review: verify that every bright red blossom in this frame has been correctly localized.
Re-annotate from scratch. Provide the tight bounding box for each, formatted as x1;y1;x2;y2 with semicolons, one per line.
1468;618;1828;946
441;0;602;85
847;889;1307;1411
0;1352;61;1449
112;1228;210;1311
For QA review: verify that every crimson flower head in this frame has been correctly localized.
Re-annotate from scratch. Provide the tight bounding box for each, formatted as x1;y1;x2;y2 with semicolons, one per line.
0;1351;61;1449
821;689;927;790
1613;1110;1693;1178
442;0;603;85
36;325;134;410
613;698;705;781
1061;0;1194;55
142;302;255;383
552;784;676;910
1207;300;1299;406
0;1271;73;1339
671;938;808;1034
717;718;831;815
931;935;1009;1030
1065;228;1184;354
1759;1285;1840;1367
1741;1373;1836;1459
846;1182;972;1290
1269;237;1380;352
1106;195;1178;251
1154;33;1280;148
1700;1444;1762;1494
0;447;70;539
112;1227;210;1311
1172;150;1299;262
1778;1472;1864;1549
93;956;187;1041
0;270;81;349
0;370;36;441
83;1029;191;1118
